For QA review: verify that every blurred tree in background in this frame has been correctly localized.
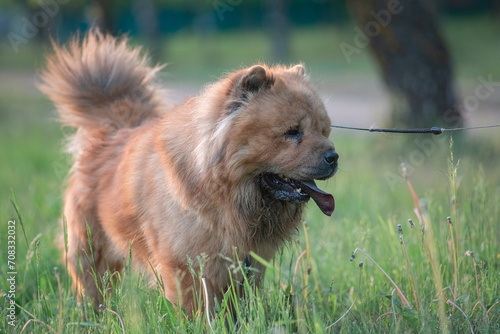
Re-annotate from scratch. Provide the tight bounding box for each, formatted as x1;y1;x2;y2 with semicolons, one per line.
269;0;289;62
2;0;498;126
348;0;462;127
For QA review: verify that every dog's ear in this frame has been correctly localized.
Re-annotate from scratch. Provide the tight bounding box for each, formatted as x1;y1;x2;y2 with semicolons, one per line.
225;65;274;113
240;65;274;93
288;64;306;76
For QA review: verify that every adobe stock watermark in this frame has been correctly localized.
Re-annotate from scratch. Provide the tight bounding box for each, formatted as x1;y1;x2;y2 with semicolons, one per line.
213;0;242;22
8;0;70;54
339;0;403;64
443;74;500;124
5;219;17;327
385;73;500;190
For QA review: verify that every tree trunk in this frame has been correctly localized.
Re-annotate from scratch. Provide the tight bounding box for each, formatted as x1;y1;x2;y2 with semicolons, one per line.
269;0;289;62
89;0;116;34
349;0;462;127
132;0;161;61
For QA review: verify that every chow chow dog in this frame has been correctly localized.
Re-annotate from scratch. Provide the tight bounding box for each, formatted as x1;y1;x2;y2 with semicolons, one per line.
39;30;338;315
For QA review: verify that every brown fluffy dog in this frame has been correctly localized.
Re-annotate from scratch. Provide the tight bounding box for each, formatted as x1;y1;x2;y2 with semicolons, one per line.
39;30;338;314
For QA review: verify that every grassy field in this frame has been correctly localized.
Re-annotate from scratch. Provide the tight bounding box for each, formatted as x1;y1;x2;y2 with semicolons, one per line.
1;15;500;333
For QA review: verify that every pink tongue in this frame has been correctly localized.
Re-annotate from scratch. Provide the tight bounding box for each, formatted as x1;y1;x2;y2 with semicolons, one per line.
300;181;335;216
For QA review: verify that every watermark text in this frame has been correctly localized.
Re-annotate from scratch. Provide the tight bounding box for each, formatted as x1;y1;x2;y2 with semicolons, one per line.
6;219;17;326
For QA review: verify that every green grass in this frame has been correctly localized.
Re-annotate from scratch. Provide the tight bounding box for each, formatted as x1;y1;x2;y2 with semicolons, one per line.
1;14;500;333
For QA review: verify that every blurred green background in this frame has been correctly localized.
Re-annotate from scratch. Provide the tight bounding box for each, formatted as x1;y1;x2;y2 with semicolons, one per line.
1;1;500;332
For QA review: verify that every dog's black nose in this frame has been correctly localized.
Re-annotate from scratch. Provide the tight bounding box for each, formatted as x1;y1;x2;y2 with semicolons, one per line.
324;151;339;165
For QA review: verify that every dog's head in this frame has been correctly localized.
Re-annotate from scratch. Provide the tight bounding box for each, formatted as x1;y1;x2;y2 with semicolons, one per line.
208;64;338;216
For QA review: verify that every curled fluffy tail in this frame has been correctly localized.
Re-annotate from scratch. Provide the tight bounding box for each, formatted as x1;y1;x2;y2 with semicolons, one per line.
39;29;165;131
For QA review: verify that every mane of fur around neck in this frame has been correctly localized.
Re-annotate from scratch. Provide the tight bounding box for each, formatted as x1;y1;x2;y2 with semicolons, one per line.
157;73;305;247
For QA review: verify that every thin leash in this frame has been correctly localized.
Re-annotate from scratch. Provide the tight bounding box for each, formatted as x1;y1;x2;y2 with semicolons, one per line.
330;124;500;135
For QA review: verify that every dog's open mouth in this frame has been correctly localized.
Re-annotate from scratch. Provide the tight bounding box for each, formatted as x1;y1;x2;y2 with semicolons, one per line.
261;174;335;216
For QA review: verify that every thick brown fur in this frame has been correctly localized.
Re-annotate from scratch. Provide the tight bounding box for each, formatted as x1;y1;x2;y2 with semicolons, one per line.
39;30;337;315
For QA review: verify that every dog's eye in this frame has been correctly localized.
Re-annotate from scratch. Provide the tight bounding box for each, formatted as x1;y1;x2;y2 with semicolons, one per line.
284;127;303;140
